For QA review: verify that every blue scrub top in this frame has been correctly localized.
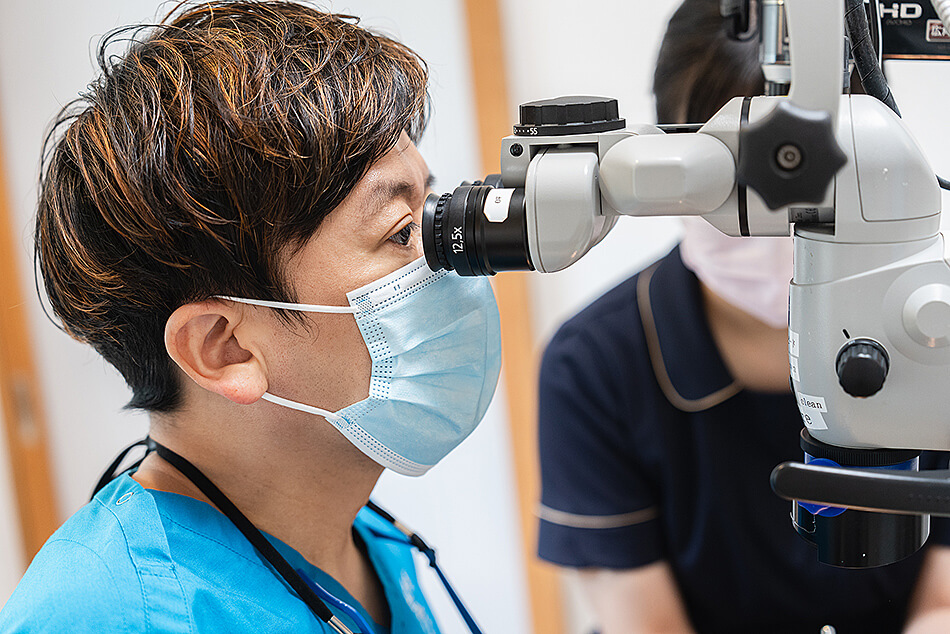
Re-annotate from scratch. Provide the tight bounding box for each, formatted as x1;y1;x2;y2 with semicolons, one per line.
0;473;441;633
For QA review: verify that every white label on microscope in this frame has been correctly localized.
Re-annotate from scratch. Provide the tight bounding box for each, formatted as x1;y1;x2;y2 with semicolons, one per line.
799;408;828;430
788;330;800;357
797;392;829;430
482;188;515;222
789;355;800;381
798;393;827;411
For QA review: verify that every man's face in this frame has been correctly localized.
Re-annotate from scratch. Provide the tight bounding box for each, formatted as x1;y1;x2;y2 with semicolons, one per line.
259;131;432;414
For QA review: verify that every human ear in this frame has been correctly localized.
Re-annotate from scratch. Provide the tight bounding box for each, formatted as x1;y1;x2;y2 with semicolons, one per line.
164;302;268;405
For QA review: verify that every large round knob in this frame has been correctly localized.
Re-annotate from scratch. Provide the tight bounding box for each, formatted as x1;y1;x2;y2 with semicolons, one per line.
835;339;889;398
515;96;625;136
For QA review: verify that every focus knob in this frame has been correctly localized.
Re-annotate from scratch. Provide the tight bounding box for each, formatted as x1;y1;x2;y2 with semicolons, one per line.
515;96;625;136
835;339;889;398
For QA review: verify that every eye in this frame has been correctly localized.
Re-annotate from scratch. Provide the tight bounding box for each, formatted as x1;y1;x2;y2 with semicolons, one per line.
388;222;418;247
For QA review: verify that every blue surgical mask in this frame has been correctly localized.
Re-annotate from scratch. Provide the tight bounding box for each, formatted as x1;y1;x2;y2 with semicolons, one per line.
219;258;502;476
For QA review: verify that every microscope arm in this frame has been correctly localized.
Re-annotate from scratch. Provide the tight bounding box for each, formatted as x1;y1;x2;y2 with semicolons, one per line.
785;0;842;119
602;0;849;224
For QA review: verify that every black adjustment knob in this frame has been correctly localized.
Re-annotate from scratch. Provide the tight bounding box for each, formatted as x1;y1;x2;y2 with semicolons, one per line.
836;339;889;398
514;96;625;137
738;100;847;210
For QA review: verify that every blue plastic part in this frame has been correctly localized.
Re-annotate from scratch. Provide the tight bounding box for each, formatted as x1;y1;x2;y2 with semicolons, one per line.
797;454;919;518
296;568;376;634
797;458;848;517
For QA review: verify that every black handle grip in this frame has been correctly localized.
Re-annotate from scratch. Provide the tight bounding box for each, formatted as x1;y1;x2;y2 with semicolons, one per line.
771;462;950;516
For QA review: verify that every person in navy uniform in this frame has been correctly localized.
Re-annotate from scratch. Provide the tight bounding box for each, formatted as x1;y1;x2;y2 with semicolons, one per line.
535;1;950;632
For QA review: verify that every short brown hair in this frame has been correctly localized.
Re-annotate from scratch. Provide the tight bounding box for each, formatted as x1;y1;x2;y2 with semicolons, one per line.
653;0;764;124
36;1;428;411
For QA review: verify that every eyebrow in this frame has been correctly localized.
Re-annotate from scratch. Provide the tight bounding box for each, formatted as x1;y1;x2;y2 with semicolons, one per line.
362;172;434;224
374;180;417;205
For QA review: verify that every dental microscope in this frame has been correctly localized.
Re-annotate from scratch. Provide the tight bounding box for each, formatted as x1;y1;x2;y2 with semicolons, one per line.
422;0;950;567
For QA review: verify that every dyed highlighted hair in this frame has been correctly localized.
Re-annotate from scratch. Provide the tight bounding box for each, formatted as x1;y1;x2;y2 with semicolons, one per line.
36;1;428;411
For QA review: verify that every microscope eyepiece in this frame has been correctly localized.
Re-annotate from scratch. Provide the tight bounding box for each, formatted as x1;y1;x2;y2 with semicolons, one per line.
421;177;534;276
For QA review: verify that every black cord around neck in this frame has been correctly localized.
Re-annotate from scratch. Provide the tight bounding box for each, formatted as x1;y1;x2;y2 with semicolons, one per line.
94;438;482;633
149;441;339;626
92;438;153;498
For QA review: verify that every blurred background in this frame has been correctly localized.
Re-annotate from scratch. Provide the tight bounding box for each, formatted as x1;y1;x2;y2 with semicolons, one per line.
0;1;947;632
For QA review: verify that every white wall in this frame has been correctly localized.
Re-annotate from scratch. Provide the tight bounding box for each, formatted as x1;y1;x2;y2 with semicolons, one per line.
0;2;530;631
498;0;686;348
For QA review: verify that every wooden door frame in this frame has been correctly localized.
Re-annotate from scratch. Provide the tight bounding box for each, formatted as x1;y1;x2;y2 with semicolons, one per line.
0;103;60;563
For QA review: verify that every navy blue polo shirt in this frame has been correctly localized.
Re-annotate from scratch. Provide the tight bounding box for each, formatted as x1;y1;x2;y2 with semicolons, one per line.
537;246;950;633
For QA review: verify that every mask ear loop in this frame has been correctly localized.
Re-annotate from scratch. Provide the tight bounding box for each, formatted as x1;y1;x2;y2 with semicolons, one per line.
214;296;359;314
213;295;355;428
205;296;357;426
261;393;347;426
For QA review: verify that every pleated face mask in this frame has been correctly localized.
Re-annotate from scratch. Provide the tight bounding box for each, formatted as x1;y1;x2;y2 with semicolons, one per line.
220;258;502;476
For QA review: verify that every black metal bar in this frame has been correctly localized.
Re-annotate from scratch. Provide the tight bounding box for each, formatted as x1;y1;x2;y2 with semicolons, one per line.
771;462;950;516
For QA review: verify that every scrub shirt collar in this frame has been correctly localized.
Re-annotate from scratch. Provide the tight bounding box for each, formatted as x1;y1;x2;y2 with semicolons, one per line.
637;245;741;412
268;521;386;633
117;472;435;634
270;508;441;634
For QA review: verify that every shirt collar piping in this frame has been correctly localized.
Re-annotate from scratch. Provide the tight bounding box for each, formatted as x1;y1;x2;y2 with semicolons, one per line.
637;247;740;412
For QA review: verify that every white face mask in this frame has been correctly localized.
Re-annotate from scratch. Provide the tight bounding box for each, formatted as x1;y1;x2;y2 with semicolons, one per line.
679;218;794;329
220;258;502;477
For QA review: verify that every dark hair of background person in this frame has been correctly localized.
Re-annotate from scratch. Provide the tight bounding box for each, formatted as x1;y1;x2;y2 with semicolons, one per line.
653;0;765;124
36;1;429;412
